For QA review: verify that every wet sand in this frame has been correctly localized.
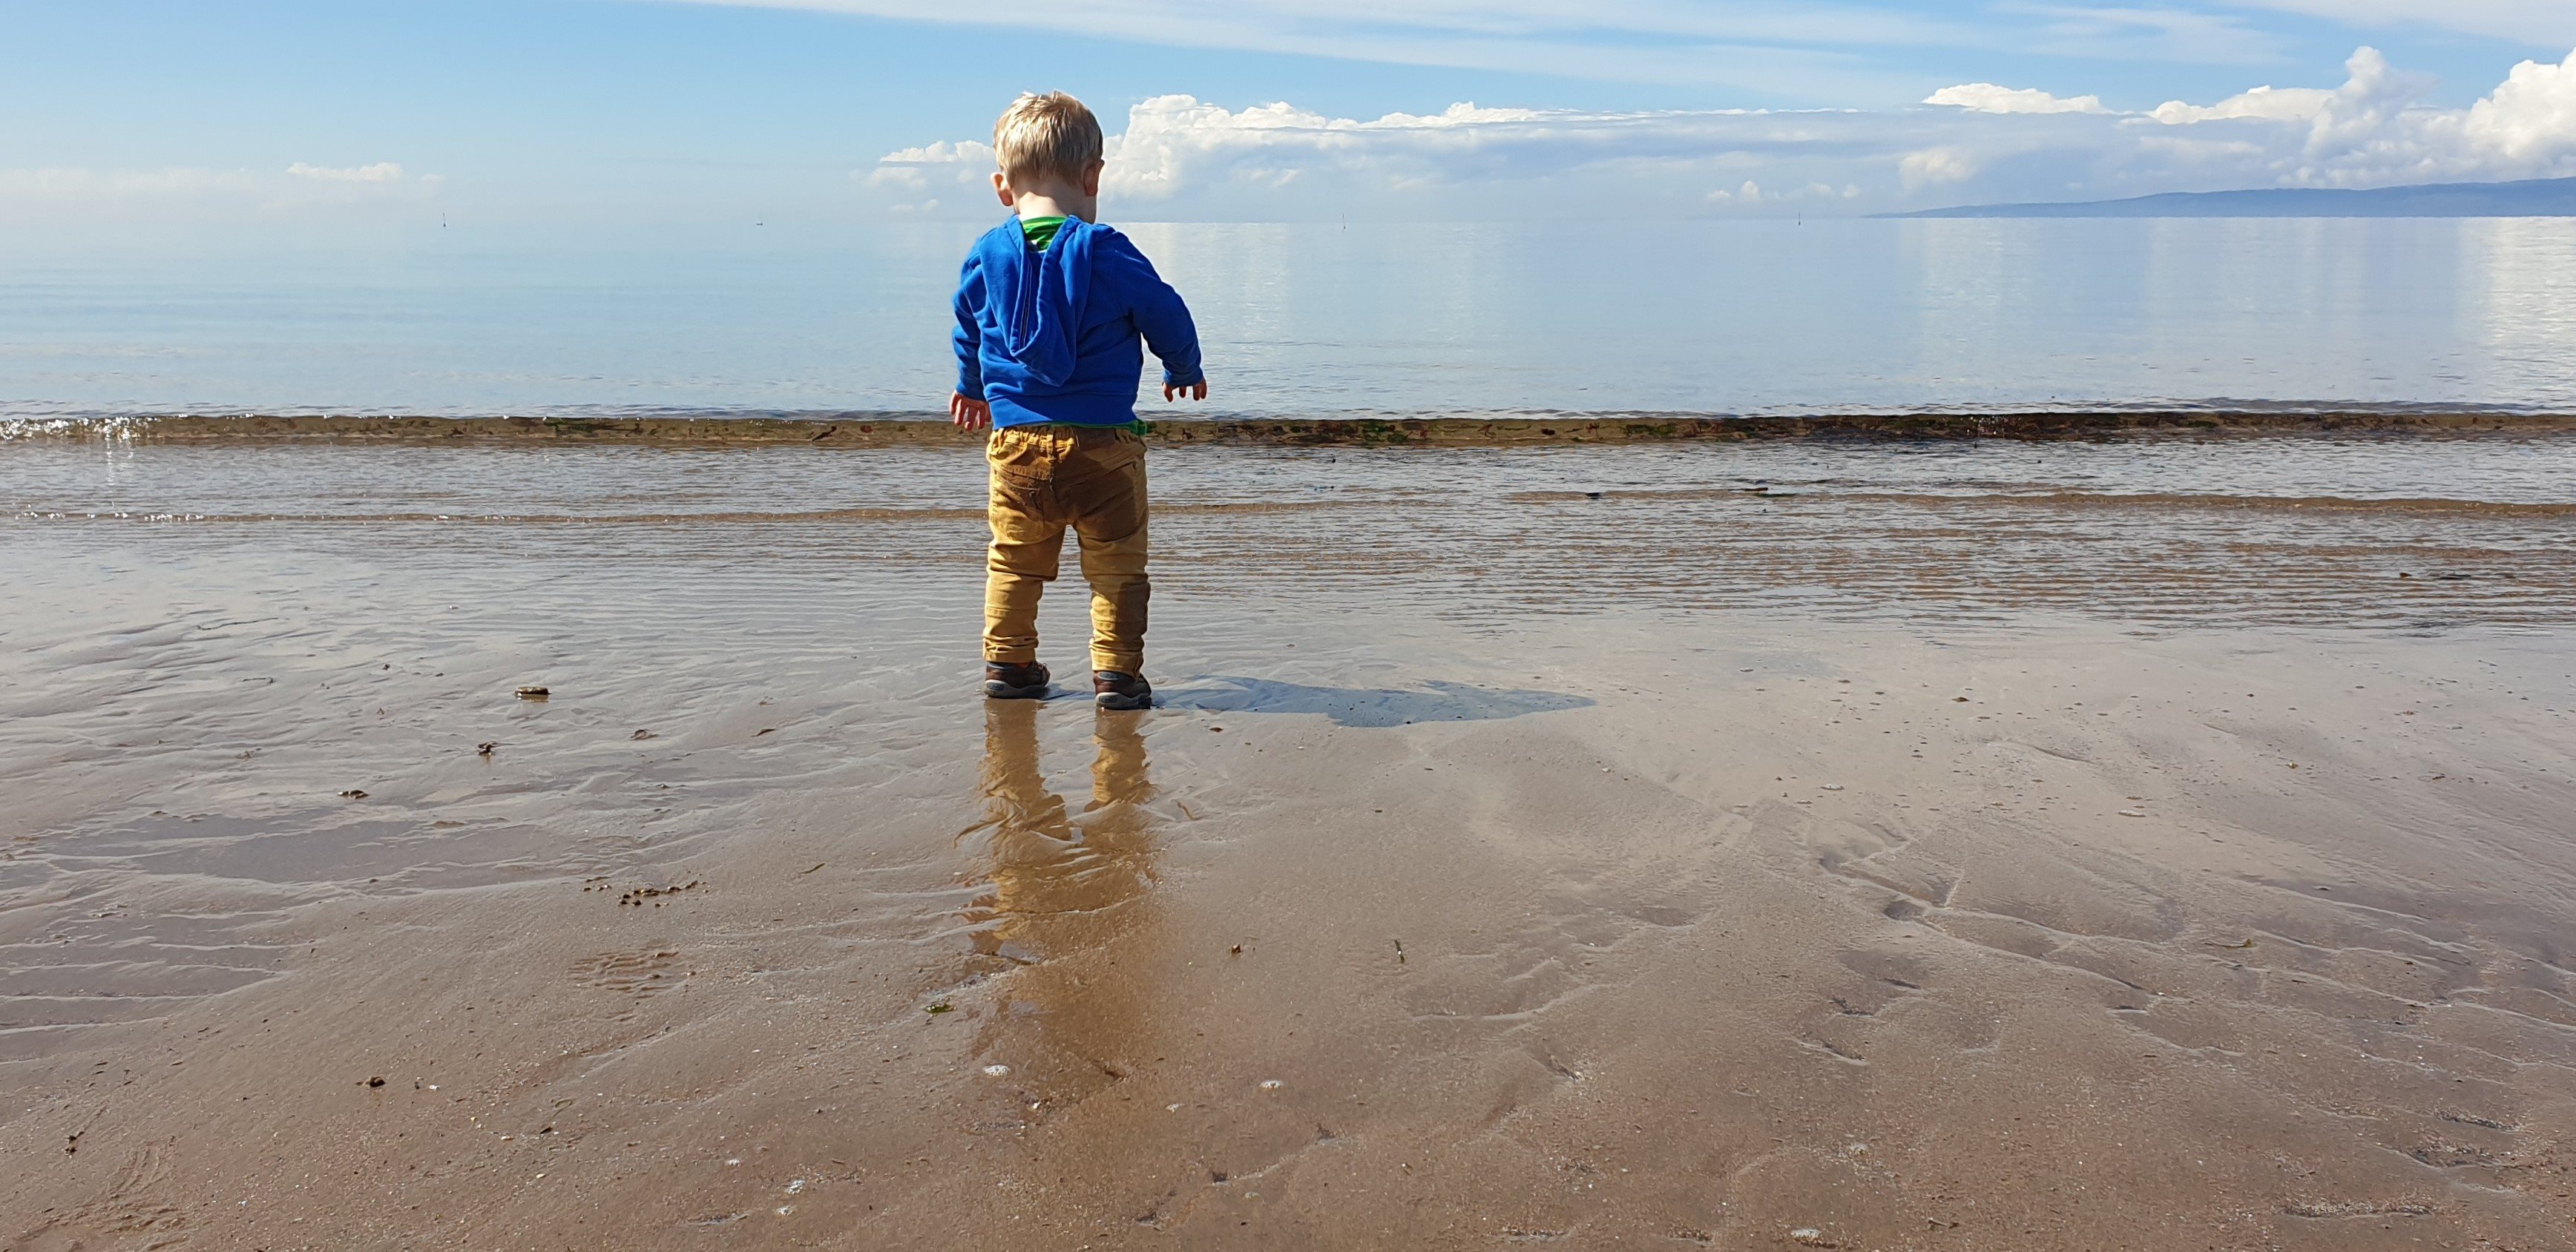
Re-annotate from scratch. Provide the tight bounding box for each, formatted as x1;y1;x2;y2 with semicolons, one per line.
5;438;2575;1249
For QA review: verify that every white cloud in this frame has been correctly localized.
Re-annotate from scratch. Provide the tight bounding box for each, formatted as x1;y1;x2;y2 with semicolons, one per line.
878;139;994;165
2273;45;2576;185
2148;84;2333;124
862;139;999;214
1899;146;1982;187
286;161;407;182
1103;98;1580;199
859;43;2576;217
2462;45;2576;162
1925;83;2111;114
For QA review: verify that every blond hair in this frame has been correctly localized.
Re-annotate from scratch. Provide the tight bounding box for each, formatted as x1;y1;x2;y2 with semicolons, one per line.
993;91;1103;187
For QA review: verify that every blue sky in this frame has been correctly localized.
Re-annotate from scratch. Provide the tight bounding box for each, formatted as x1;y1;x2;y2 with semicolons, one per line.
7;1;2576;228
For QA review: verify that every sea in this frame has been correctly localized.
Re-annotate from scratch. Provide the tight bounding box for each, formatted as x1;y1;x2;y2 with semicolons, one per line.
7;217;2576;423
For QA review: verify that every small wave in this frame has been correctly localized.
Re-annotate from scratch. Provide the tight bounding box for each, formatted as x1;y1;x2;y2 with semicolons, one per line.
9;499;1383;525
1508;487;2576;515
1924;489;2576;516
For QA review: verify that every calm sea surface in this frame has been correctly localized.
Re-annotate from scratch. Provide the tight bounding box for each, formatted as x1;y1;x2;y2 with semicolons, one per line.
6;218;2576;421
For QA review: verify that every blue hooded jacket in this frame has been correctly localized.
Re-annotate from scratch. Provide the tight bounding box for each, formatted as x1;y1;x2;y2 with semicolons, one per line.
953;216;1203;429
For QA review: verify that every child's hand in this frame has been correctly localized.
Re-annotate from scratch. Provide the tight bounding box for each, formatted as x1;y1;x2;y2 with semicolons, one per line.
950;393;991;430
1163;380;1209;403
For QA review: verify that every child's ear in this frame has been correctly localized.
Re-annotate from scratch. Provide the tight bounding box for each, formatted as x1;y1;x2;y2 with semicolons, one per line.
1082;160;1104;197
991;171;1013;208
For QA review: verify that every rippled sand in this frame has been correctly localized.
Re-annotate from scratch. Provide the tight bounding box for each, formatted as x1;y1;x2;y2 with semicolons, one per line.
4;436;2574;1248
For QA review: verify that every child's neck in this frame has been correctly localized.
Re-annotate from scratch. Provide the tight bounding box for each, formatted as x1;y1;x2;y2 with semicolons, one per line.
1013;188;1095;223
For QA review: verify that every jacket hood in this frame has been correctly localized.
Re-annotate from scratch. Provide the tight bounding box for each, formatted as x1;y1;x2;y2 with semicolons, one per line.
973;215;1097;389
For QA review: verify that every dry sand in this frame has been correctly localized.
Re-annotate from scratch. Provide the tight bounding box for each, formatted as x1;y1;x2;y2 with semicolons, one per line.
4;439;2575;1249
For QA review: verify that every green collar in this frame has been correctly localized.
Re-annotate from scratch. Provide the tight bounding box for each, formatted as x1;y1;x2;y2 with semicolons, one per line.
1019;215;1067;251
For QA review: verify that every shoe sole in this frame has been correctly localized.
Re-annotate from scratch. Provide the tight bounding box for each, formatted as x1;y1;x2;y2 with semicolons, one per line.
984;681;1050;700
1094;691;1153;711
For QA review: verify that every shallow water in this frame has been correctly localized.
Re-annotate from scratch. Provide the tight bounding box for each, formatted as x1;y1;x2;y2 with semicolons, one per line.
7;435;2572;638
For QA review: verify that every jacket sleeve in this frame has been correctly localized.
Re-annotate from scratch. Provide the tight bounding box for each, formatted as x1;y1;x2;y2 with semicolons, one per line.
952;255;985;399
1100;232;1203;388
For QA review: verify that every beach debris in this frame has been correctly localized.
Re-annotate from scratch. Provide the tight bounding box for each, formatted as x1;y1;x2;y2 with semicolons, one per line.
926;1002;953;1015
799;863;824;875
339;788;368;800
65;1132;79;1155
1209;725;1223;732
1821;784;1844;791
755;728;776;737
1789;1229;1834;1247
1952;696;1970;702
2212;939;2256;949
1258;1078;1284;1091
785;1179;806;1194
365;1075;386;1087
1393;939;1406;964
633;729;657;739
982;1064;1011;1077
476;742;496;757
2118;809;2146;818
515;685;550;700
617;880;701;907
1229;944;1243;956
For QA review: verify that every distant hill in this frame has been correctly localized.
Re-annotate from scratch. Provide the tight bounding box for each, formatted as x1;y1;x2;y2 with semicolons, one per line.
1885;177;2576;219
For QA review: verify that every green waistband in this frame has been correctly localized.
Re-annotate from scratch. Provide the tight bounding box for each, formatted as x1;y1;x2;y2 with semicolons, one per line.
1012;419;1150;436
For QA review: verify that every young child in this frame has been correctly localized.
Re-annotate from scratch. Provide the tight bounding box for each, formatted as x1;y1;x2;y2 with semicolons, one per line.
950;90;1206;711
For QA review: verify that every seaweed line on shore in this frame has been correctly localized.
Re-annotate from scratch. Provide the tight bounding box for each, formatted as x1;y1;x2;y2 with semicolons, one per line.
8;410;2576;448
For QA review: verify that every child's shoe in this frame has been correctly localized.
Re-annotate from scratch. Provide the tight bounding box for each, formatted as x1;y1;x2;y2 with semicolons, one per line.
1093;671;1153;711
984;661;1051;700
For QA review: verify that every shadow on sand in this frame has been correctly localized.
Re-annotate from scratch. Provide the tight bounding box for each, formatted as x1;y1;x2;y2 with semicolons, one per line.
1155;676;1592;728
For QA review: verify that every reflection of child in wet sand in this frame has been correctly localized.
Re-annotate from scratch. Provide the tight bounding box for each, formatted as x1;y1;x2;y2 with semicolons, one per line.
949;90;1207;710
968;701;1157;966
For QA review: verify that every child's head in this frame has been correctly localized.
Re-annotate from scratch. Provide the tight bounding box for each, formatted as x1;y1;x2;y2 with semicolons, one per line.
992;91;1104;206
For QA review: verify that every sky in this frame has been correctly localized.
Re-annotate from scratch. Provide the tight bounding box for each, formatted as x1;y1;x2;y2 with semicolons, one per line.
5;0;2576;233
